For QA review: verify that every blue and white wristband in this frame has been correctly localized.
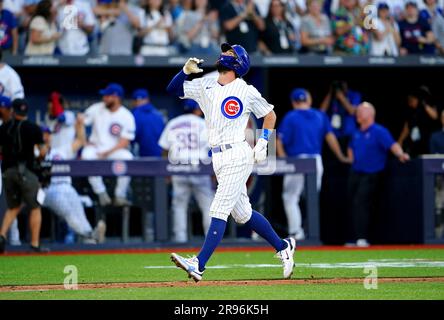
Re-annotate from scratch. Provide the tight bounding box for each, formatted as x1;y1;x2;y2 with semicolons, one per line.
260;129;272;142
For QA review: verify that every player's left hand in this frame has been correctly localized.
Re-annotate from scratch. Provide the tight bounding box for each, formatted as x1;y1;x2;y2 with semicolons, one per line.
253;138;268;163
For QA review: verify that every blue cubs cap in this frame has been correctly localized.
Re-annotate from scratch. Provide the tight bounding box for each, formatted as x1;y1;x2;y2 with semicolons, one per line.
184;99;199;111
99;83;124;98
290;88;308;102
378;2;389;10
40;125;52;134
0;95;12;108
132;89;149;100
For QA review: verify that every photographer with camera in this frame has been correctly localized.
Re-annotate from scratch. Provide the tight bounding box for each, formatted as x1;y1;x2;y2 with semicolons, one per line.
320;80;362;148
398;86;439;157
0;98;49;254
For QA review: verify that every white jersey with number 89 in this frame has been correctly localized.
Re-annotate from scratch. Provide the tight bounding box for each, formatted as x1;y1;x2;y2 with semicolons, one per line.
182;77;273;147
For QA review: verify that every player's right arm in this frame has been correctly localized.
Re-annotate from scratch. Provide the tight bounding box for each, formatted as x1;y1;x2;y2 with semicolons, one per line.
166;58;204;98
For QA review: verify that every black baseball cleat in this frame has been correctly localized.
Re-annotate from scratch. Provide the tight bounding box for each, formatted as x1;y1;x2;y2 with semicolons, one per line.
0;235;6;254
30;245;50;253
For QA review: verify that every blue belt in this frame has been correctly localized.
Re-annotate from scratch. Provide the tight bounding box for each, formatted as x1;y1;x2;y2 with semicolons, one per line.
211;144;232;154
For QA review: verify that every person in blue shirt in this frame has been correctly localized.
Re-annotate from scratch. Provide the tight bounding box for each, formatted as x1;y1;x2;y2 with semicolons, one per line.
0;1;18;54
277;88;350;240
320;80;362;144
347;102;409;247
131;88;165;157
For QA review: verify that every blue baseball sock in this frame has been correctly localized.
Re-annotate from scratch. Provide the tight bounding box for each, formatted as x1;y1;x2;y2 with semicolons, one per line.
197;217;226;272
245;210;287;252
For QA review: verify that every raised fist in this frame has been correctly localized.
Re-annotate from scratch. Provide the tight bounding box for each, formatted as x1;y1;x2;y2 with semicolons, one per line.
183;57;204;75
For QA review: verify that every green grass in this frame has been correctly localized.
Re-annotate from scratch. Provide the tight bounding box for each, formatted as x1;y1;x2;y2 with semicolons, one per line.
1;249;444;299
2;283;444;300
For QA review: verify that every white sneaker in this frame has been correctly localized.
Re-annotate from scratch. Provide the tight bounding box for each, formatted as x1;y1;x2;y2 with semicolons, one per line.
356;239;370;247
276;238;296;279
171;253;204;282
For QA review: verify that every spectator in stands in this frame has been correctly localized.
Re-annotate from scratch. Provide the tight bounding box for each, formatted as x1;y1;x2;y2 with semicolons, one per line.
0;0;19;54
420;0;444;54
347;102;409;247
259;0;296;54
138;0;175;56
57;0;96;56
0;98;49;254
300;0;334;54
398;1;435;55
96;0;143;55
320;80;362;145
276;88;350;240
398;87;439;157
81;83;136;207
41;124;107;244
220;0;265;54
0;48;25;99
420;0;443;21
45;91;76;153
25;0;60;55
131;88;164;157
369;2;401;56
158;99;213;243
331;0;369;55
282;0;307;50
167;0;183;21
175;0;219;55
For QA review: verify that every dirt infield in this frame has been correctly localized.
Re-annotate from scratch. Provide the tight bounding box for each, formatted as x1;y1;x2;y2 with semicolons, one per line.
1;277;444;293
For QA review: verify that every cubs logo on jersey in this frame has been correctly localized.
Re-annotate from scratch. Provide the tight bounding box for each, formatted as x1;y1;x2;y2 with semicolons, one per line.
109;123;122;136
221;96;243;119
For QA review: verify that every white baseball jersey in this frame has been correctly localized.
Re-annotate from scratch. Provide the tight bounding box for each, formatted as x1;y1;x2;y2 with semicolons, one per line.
45;110;76;155
158;114;210;165
0;64;25;99
46;145;74;185
83;102;136;151
182;77;273;147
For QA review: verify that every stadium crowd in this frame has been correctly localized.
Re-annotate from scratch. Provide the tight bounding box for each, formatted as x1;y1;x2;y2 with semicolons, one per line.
0;0;443;56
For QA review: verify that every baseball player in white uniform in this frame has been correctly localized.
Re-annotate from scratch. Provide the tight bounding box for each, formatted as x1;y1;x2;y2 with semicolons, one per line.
0;49;25;101
81;83;136;206
168;43;296;282
158;99;213;243
45;92;76;153
42;120;106;244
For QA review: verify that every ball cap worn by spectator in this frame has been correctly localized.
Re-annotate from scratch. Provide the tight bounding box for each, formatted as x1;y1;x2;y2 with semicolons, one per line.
40;125;52;134
132;89;150;100
405;1;417;7
0;95;12;109
290;88;309;102
99;83;124;98
12;98;29;116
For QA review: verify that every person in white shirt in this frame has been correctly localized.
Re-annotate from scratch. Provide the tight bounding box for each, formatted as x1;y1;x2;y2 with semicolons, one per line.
158;99;213;243
80;83;136;207
57;0;96;55
44;91;76;153
41;121;106;244
139;0;175;56
370;2;401;56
